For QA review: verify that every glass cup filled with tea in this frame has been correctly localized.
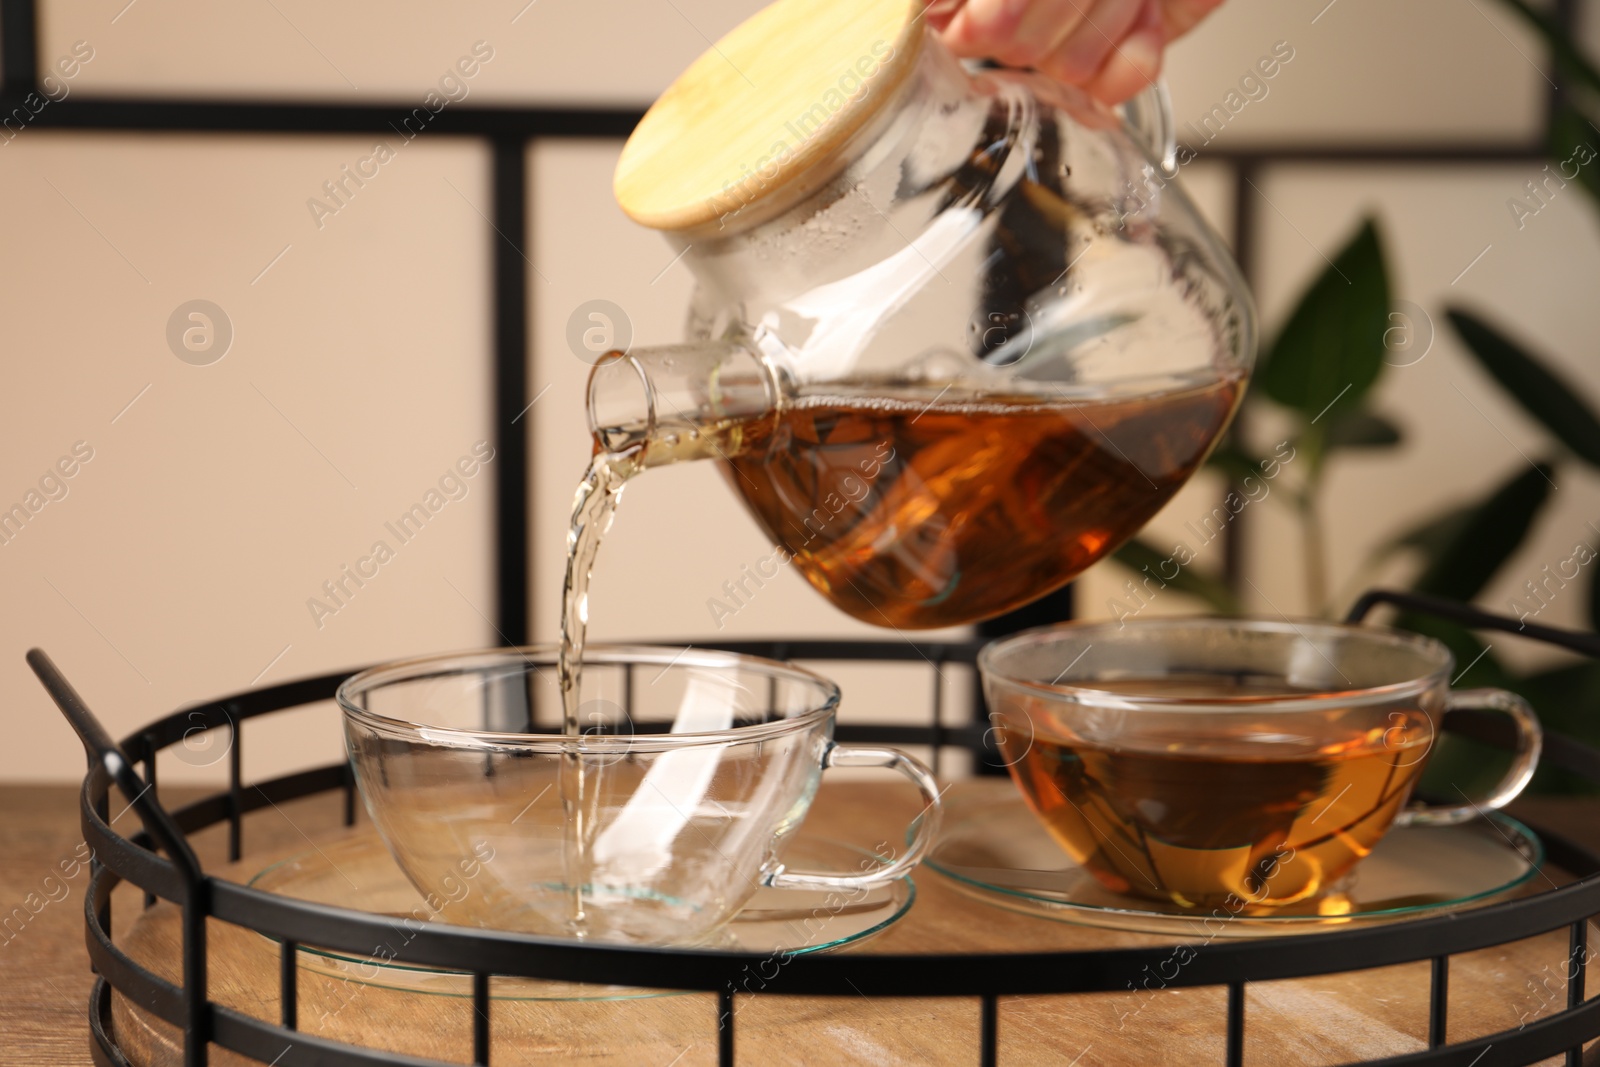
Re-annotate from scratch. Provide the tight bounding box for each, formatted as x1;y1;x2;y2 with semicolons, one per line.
339;645;941;946
978;619;1542;911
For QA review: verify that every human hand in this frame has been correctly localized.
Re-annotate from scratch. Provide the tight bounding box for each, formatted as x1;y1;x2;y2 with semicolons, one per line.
925;0;1227;105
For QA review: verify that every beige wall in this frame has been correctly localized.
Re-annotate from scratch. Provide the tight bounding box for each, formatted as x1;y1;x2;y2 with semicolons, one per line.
3;0;1594;784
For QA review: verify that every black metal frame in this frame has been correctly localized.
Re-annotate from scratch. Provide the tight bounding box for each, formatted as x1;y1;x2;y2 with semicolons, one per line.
25;590;1600;1067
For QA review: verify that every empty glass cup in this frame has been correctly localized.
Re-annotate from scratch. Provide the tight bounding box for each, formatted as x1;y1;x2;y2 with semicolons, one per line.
339;646;941;946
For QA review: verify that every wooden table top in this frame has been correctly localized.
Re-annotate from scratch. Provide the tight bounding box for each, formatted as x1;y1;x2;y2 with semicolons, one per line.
3;780;1599;1066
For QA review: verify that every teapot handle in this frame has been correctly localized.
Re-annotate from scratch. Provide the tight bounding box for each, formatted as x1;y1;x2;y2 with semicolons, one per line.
1122;80;1177;176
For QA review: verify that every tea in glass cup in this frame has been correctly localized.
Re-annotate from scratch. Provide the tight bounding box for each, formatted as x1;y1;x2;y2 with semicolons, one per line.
979;619;1541;910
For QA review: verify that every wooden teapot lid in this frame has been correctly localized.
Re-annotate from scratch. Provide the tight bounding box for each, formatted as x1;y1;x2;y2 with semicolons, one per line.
614;0;925;233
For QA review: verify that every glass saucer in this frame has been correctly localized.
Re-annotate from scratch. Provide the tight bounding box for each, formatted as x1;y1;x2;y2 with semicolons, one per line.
248;830;913;1000
927;783;1543;938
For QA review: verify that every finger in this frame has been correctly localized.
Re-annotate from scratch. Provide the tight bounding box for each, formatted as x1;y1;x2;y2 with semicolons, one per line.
1010;0;1099;64
1035;0;1146;87
920;0;967;33
943;0;1091;69
941;0;1028;58
1161;0;1226;40
1084;0;1163;105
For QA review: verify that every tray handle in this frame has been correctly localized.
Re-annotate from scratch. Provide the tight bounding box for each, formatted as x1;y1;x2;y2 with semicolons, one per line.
26;648;204;888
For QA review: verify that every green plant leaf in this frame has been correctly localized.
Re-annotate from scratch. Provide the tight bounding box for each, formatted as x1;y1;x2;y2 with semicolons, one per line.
1323;410;1403;450
1504;660;1600;795
1109;537;1241;615
1493;0;1600;98
1446;309;1600;468
1258;218;1390;421
1410;461;1556;602
1548;104;1600;211
1392;505;1476;557
1518;661;1600;735
1590;543;1600;633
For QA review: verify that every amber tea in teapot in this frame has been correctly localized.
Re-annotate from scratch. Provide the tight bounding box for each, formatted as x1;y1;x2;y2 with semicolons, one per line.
723;378;1240;629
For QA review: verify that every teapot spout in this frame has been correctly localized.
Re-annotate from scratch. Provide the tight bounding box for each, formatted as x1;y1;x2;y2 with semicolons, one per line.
586;340;783;468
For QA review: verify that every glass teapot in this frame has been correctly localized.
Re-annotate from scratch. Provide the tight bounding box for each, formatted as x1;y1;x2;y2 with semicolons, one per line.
588;0;1254;630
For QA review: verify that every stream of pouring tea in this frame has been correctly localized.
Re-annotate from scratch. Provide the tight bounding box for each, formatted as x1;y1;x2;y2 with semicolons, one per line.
555;449;636;934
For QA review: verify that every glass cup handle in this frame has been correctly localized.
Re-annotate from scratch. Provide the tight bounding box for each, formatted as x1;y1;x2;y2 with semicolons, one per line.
1123;80;1177;175
1395;688;1543;828
761;744;943;892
